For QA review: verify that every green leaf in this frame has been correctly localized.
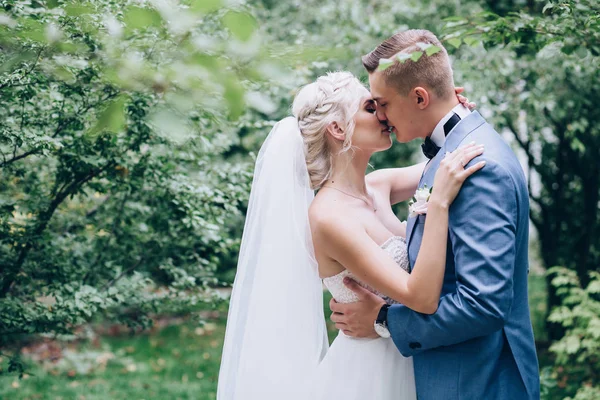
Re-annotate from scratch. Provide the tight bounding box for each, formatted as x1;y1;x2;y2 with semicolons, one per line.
20;19;46;43
396;53;412;63
123;6;163;31
52;65;76;83
588;279;600;294
570;138;585;154
447;38;462;48
575;47;589;58
564;335;581;354
87;95;128;138
410;51;423;62
223;11;257;42
443;16;466;22
425;45;441;56
193;54;221;71
149;108;195;144
463;37;480;47
190;0;222;14
223;77;245;119
588;319;600;338
416;42;432;51
64;4;93;17
377;58;394;71
542;3;554;14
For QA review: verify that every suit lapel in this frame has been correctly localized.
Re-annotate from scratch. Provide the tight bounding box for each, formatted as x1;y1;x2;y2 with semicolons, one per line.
406;145;444;249
406;204;419;250
422;111;487;183
406;111;487;265
442;111;486;154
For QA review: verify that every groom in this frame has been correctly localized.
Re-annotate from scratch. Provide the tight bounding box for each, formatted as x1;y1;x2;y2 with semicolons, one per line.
330;30;540;399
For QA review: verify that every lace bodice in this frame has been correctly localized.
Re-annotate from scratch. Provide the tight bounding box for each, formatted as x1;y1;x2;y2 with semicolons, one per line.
322;236;410;305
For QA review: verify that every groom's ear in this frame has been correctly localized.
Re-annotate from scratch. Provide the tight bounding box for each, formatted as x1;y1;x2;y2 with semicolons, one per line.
326;121;345;141
412;87;430;110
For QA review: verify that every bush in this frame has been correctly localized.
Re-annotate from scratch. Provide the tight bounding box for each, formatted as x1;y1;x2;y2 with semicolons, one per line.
0;0;267;373
541;267;600;399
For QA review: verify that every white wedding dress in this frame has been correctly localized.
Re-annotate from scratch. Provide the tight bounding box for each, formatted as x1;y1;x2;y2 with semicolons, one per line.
218;118;417;400
311;236;417;399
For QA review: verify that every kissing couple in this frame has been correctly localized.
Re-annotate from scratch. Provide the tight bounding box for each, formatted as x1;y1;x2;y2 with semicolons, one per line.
217;29;540;400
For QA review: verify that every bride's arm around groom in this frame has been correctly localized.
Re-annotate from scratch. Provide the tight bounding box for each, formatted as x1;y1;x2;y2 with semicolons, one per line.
390;157;521;352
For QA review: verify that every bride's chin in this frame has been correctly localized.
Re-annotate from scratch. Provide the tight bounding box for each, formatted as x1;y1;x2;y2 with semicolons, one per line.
374;143;393;153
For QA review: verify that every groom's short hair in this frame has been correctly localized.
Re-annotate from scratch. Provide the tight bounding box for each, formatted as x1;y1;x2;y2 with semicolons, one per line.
362;29;455;100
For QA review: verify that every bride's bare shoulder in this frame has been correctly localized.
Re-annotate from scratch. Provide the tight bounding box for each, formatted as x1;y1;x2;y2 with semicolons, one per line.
308;193;358;238
309;194;340;224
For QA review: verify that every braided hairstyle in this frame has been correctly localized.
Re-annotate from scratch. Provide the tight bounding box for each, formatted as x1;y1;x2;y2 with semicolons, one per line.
292;72;366;190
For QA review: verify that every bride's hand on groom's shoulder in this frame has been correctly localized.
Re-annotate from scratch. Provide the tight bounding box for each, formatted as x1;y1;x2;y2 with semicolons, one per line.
430;143;486;209
455;87;476;110
329;277;386;339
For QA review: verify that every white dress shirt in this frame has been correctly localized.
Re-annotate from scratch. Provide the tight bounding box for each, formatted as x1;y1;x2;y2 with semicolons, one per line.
430;103;472;147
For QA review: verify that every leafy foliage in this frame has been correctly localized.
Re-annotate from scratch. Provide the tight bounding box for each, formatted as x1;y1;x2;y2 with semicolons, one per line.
0;0;268;361
441;0;600;339
541;267;600;399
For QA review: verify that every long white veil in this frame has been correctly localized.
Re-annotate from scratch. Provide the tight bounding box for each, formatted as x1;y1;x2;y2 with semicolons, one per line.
217;117;329;399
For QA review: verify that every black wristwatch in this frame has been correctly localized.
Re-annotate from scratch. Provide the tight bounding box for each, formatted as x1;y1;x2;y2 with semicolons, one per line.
374;304;391;338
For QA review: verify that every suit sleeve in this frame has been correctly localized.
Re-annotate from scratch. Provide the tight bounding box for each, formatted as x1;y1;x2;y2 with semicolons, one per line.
387;160;518;357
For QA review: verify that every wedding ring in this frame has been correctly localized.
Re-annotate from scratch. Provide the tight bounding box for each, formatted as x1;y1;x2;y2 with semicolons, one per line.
460;158;466;168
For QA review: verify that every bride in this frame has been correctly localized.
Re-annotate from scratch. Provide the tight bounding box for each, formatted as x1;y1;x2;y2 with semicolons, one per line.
217;71;484;399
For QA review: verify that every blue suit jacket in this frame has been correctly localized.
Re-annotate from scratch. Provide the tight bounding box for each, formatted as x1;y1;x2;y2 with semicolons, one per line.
387;112;540;399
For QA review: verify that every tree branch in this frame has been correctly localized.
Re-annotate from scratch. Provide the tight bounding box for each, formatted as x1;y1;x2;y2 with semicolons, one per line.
84;194;111;219
502;113;554;192
0;46;45;91
0;146;6;164
101;257;145;292
0;148;37;167
0;93;120;168
0;161;117;297
529;209;543;234
527;168;543;209
19;96;25;131
83;191;130;284
504;115;535;165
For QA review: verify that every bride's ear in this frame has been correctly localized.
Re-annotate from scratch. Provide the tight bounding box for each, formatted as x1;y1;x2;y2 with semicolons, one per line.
326;121;345;142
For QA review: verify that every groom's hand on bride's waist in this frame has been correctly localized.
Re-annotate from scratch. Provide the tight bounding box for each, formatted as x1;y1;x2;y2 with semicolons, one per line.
329;277;386;338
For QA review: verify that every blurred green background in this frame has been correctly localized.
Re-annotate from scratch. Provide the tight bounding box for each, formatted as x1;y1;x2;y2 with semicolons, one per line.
1;0;598;399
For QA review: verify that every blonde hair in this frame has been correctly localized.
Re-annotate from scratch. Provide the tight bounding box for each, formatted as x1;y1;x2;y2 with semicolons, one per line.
362;29;455;99
292;71;366;190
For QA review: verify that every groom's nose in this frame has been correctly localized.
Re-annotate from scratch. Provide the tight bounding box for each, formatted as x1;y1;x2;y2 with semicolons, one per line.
376;108;387;124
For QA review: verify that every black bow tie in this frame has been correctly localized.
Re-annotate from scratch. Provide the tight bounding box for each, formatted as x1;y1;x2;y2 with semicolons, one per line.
421;112;461;160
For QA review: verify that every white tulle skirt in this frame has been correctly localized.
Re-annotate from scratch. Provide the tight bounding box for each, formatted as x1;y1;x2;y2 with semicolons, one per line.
310;331;417;400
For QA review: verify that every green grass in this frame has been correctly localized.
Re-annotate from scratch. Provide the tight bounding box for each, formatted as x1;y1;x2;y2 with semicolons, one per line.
0;276;548;399
0;318;226;400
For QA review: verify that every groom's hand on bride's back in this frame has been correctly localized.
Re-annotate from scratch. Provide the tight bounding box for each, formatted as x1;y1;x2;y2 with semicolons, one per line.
329;277;386;338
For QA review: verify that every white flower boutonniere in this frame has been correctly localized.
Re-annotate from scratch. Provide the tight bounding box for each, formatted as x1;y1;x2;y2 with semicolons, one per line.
408;184;433;218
